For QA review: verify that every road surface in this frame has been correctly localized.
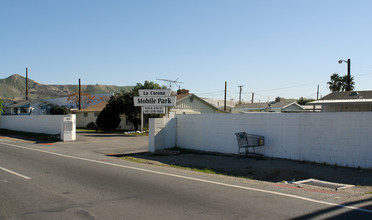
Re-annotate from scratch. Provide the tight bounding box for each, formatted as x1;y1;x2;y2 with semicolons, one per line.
0;138;371;219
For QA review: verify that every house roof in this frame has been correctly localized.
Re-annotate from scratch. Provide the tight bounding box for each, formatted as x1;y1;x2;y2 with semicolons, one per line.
171;89;224;112
6;99;49;108
73;101;108;112
270;101;300;108
281;101;305;110
235;103;268;109
176;93;191;101
320;90;372;100
309;99;372;105
234;100;307;112
235;101;304;110
308;91;372;105
175;92;224;113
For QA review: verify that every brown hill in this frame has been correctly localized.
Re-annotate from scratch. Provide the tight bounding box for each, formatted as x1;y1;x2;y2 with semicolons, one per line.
0;74;133;100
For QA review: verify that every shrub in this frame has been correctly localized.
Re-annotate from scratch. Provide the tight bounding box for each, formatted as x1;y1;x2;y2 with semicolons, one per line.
50;106;70;115
87;122;96;129
96;107;121;131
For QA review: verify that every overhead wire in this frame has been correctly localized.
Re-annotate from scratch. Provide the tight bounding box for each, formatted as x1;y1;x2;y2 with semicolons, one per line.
194;71;372;101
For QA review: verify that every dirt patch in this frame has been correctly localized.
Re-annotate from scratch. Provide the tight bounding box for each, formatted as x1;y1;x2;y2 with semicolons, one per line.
118;152;372;188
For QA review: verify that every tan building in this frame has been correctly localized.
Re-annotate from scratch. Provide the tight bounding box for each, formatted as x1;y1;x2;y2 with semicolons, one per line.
73;101;136;130
73;101;107;128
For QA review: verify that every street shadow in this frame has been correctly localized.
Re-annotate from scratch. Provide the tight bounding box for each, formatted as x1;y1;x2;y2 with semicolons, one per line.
0;134;60;144
291;198;372;219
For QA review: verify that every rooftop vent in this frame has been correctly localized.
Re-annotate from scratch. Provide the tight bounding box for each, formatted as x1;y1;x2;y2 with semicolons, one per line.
350;91;363;99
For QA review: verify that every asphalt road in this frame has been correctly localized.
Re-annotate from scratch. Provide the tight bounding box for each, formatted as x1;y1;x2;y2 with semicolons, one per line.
1;138;372;219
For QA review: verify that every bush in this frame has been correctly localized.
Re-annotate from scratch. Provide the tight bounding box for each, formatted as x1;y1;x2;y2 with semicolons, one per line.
87;122;97;129
96;107;121;131
50;106;70;115
0;99;4;115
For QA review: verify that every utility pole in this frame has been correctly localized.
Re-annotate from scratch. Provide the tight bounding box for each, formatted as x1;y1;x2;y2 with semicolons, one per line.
317;85;319;100
78;79;81;110
238;85;243;104
251;92;254;103
224;81;227;112
26;67;29;100
347;59;351;91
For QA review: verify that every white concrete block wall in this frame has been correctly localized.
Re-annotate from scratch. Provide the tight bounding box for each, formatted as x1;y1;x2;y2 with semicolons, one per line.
0;115;76;141
148;115;176;152
0;115;62;134
170;112;372;168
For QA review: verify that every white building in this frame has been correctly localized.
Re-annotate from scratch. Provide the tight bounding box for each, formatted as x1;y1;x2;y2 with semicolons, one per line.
4;99;53;115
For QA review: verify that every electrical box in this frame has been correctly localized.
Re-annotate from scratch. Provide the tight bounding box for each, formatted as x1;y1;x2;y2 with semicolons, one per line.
61;114;76;141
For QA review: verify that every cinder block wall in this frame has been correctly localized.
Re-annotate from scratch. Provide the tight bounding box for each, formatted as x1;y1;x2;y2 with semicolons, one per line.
152;112;372;168
148;116;176;152
0;115;76;141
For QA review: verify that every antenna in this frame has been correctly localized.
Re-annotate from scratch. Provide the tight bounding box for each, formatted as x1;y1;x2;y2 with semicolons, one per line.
156;78;184;89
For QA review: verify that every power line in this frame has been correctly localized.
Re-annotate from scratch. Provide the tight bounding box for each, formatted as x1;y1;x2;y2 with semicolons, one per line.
255;81;322;93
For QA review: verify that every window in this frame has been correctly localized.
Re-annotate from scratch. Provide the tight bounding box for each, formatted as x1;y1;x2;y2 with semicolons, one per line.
94;112;99;117
20;106;28;114
84;112;88;117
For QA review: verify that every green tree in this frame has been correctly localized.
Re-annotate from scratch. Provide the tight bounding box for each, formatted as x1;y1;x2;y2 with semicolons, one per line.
96;81;166;131
297;97;315;105
341;75;355;91
327;73;355;92
50;106;70;115
96;105;121;131
327;73;343;92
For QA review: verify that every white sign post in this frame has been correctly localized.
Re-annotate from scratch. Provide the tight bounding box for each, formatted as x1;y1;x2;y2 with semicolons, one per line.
134;89;175;131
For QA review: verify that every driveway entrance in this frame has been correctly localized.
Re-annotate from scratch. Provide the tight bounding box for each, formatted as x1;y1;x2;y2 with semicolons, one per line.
74;131;148;155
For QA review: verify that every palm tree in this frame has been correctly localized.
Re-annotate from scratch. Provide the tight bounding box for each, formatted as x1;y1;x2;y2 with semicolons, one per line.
328;73;342;92
341;75;355;91
327;73;355;92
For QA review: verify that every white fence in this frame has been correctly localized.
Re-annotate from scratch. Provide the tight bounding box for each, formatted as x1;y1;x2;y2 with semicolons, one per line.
149;112;372;169
0;114;76;141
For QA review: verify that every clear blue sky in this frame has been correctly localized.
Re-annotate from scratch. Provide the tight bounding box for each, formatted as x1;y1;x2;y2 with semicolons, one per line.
1;0;372;102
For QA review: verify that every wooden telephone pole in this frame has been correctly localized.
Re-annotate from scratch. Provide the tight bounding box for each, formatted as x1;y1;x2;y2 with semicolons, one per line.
26;68;29;100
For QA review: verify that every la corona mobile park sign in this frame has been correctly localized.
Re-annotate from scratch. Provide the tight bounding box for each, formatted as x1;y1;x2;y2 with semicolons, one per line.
143;106;166;114
138;89;171;97
134;89;176;114
133;97;176;106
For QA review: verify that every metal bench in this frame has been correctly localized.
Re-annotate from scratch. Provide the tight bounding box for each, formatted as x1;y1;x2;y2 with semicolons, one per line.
235;132;264;158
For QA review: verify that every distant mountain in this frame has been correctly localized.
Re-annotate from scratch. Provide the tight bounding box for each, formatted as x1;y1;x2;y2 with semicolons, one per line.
0;74;133;100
